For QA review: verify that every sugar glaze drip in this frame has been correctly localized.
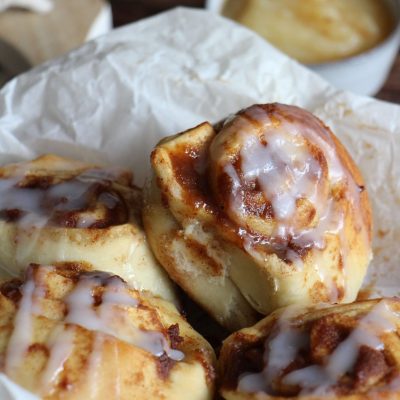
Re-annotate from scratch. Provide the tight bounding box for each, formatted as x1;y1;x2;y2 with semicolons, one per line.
238;305;308;393
222;104;357;249
215;104;369;300
4;277;35;378
4;265;184;396
64;271;183;360
4;265;53;379
40;326;75;395
0;166;129;229
238;301;398;396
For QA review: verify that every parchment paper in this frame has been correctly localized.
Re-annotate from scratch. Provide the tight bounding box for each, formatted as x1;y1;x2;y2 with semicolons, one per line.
0;7;399;397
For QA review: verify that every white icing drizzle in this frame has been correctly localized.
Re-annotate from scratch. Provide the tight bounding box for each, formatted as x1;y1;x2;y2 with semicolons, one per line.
0;165;128;277
111;340;122;399
75;215;101;229
40;326;75;396
4;278;35;378
238;305;307;393
221;105;368;298
5;266;53;379
4;265;53;377
240;126;321;221
3;265;184;395
87;333;104;400
225;105;347;243
64;272;184;360
238;301;398;396
0;166;125;229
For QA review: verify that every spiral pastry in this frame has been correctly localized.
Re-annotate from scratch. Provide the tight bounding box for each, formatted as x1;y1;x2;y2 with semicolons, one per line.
0;154;176;303
219;298;400;399
0;263;216;399
143;103;372;330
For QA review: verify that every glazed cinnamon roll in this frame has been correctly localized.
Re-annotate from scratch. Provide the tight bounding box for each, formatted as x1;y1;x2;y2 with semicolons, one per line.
0;263;216;399
219;299;400;399
0;154;176;303
143;103;372;330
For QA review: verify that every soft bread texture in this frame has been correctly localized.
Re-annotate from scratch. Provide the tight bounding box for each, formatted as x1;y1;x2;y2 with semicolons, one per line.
143;103;372;331
144;124;259;332
219;299;400;399
0;154;177;303
0;263;216;399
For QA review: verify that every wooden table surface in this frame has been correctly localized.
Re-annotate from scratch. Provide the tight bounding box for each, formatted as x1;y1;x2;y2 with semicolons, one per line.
110;0;400;105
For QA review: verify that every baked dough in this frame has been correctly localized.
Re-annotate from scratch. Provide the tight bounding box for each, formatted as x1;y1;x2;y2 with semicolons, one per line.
219;298;400;399
0;154;177;303
143;103;372;330
0;263;216;399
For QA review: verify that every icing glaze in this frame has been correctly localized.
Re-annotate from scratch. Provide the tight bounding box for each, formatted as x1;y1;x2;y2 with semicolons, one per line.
40;327;75;395
212;104;369;301
0;166;129;229
3;265;184;396
4;278;36;378
64;271;184;360
238;301;398;396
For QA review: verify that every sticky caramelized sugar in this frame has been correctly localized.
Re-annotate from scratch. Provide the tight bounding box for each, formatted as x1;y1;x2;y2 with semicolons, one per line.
166;143;212;214
0;278;23;303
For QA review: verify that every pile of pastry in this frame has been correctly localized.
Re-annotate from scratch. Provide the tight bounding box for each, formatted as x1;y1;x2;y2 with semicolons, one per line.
0;103;398;399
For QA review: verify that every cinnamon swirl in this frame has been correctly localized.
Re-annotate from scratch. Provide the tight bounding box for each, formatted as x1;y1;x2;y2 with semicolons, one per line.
0;263;216;399
143;103;372;330
0;154;176;303
219;298;400;399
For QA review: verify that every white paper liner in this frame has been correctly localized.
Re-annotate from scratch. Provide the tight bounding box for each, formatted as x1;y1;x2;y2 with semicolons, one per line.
0;7;399;397
0;374;39;399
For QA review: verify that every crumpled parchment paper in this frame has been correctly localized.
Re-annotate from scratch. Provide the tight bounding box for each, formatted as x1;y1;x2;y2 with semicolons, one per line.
0;7;399;397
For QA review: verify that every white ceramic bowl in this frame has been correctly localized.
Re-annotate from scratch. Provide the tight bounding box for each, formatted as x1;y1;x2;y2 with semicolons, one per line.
206;0;400;96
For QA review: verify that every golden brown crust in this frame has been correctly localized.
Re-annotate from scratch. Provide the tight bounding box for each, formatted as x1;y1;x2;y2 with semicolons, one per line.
329;134;373;243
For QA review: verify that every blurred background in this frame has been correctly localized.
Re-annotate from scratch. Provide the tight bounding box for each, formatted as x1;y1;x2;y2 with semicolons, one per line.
0;0;398;102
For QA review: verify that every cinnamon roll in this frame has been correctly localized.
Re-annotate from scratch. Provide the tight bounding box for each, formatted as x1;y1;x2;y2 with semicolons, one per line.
143;103;372;330
0;263;216;399
0;154;176;303
219;298;400;399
